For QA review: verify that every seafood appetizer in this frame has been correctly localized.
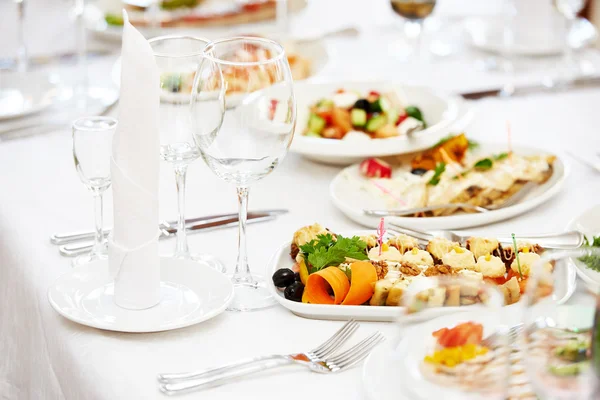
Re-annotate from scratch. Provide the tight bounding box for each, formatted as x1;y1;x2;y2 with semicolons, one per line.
346;133;556;217
271;223;551;307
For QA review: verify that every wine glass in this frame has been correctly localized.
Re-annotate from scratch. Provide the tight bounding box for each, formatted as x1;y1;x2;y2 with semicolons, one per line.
521;248;598;399
191;37;296;311
149;35;225;273
398;275;510;400
72;117;117;267
389;0;437;59
553;0;587;84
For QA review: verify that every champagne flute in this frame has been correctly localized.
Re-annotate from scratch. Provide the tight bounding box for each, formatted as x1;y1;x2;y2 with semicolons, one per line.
554;0;587;83
72;117;117;267
191;37;296;311
149;35;224;273
389;0;437;59
521;248;598;399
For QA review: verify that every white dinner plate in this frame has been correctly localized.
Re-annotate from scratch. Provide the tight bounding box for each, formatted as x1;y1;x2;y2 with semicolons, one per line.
464;16;597;56
567;204;600;291
267;230;576;322
0;72;62;120
290;82;472;165
85;0;307;41
362;311;511;400
330;143;568;231
48;257;233;333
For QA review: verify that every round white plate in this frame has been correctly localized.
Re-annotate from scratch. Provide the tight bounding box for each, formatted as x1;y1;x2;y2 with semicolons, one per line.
290;82;473;166
0;72;61;120
567;203;600;291
48;257;233;333
363;311;510;400
267;230;575;322
330;143;568;230
464;16;597;56
85;0;307;41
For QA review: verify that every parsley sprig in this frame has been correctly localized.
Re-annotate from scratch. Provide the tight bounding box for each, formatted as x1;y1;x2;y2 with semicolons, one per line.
427;162;446;186
299;234;369;274
579;235;600;272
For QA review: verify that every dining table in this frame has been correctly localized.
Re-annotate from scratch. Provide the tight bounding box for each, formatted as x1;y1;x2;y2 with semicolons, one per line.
1;0;600;399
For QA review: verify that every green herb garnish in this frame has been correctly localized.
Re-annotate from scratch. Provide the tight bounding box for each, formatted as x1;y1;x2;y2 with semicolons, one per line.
512;233;523;279
579;235;600;272
494;152;509;161
467;139;479;150
299;234;368;274
474;158;493;171
104;13;124;26
161;0;198;10
428;162;446;186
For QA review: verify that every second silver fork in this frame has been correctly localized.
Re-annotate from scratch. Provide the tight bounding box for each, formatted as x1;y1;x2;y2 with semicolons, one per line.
157;319;359;384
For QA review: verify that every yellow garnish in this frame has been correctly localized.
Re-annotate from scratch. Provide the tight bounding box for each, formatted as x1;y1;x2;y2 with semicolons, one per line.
423;344;489;367
522;247;530;253
453;246;464;254
411;247;419;255
381;243;389;252
485;253;491;261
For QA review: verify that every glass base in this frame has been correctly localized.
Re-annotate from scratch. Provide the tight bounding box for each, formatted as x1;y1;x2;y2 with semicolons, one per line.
173;252;226;274
72;251;107;267
227;274;276;312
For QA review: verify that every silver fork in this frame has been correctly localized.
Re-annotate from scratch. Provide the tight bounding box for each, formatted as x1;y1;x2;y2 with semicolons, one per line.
481;323;523;348
157;319;359;384
159;331;384;395
365;182;536;218
387;225;584;250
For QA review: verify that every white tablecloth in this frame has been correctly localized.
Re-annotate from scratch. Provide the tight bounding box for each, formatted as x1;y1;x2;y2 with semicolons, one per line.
1;1;600;399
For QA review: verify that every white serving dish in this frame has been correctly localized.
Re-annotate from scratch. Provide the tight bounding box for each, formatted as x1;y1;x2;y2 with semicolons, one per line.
267;230;576;322
290;81;472;165
330;143;568;230
567;203;600;292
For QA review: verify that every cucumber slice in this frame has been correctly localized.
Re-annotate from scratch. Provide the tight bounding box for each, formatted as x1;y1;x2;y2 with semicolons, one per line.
307;113;326;134
316;99;334;108
366;114;387;132
305;131;321;138
369;97;390;113
351;109;367;127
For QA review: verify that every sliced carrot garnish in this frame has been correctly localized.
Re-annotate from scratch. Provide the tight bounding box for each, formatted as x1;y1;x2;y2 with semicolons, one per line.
341;261;378;305
302;267;350;305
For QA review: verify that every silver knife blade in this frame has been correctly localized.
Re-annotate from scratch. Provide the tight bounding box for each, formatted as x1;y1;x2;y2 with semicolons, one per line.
460;75;600;100
58;214;278;257
50;209;288;245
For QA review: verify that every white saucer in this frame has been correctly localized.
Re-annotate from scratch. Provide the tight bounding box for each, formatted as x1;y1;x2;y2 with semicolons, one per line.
48;257;234;333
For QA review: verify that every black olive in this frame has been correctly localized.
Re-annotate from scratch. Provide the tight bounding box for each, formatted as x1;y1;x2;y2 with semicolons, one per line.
411;168;428;176
284;282;305;302
272;268;296;288
294;272;301;282
353;99;370;111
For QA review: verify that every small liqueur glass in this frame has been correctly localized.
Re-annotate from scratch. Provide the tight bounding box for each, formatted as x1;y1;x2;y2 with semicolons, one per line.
72;116;117;266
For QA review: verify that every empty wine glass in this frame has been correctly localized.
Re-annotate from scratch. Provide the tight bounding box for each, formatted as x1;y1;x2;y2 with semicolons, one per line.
553;0;587;83
191;37;296;311
521;248;598;399
149;35;225;273
72;117;117;267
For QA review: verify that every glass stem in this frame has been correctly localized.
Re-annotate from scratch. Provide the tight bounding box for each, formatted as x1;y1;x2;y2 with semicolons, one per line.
92;191;104;255
16;0;27;72
564;17;577;81
233;186;252;285
404;20;423;59
173;164;189;257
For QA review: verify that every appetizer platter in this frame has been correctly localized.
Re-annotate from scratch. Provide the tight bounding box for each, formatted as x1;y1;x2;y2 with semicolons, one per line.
330;134;568;230
362;313;529;400
267;223;575;322
290;82;473;165
567;204;600;291
85;0;307;40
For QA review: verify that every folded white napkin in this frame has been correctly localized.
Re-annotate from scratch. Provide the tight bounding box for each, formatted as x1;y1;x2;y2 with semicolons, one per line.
108;11;161;310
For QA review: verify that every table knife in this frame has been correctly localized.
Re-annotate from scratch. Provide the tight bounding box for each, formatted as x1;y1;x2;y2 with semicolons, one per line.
460;75;600;100
51;209;288;245
59;214;279;257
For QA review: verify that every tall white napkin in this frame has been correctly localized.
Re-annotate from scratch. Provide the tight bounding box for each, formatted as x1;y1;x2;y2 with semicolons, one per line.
108;11;161;310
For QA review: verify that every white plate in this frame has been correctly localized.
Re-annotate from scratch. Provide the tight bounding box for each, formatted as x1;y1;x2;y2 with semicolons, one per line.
48;257;233;333
290;82;473;165
85;0;307;41
267;230;576;322
567;204;600;291
330;143;568;230
464;16;597;56
0;72;61;120
362;311;510;400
